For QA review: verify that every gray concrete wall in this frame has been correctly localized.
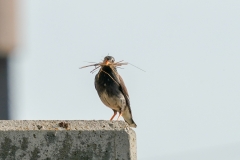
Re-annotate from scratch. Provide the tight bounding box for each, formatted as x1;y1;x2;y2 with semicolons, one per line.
0;120;137;160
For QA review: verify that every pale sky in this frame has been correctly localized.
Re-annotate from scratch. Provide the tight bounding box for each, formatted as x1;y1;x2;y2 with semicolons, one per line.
9;1;240;159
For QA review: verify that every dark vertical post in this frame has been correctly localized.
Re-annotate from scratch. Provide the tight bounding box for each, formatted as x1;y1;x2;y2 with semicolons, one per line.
0;56;9;119
0;0;16;119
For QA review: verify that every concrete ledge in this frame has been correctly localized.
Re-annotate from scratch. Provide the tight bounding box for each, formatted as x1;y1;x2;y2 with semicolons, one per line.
0;120;137;160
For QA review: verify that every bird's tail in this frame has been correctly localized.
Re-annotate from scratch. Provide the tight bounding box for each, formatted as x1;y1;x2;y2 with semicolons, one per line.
128;121;137;128
122;106;137;128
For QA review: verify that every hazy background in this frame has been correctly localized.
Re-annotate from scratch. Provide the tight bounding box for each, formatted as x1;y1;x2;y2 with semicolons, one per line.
9;1;240;159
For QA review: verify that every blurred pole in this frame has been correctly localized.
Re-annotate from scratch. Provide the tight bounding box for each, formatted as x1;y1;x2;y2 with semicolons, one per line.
0;57;9;119
0;0;16;119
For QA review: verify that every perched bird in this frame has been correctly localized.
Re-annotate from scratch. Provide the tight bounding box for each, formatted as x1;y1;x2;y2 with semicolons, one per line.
94;56;137;128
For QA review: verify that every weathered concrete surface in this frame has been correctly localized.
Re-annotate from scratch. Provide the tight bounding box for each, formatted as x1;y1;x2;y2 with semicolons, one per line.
0;120;137;160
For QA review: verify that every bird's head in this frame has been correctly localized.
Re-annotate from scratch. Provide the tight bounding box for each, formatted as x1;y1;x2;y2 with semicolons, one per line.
103;56;115;65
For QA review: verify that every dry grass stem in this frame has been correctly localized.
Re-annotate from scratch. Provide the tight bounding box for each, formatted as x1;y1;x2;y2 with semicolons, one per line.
80;60;128;73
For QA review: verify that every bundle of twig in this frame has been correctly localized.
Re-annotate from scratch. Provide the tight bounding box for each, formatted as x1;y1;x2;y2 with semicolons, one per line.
79;60;128;73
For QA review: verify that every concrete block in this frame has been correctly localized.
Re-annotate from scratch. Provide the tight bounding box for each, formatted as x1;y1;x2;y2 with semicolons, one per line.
0;120;137;160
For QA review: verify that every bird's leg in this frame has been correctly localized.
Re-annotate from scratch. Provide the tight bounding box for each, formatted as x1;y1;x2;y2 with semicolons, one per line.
117;112;122;120
110;110;117;121
117;105;125;120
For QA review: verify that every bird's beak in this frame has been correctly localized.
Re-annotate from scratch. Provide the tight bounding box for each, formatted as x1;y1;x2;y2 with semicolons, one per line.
104;60;110;65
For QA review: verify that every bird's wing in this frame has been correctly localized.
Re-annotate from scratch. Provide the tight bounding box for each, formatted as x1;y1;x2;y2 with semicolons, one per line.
118;74;130;106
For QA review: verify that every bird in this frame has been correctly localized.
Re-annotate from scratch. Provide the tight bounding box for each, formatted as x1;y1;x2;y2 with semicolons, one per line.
94;56;137;128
